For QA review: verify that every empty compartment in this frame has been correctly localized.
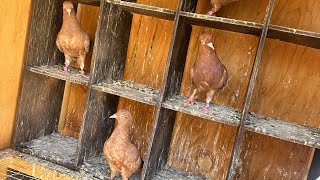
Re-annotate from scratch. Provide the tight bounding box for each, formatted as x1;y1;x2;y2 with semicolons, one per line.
15;73;91;168
237;39;320;179
92;1;177;105
165;113;237;179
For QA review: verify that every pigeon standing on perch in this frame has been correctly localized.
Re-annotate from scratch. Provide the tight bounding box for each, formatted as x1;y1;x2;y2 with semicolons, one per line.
56;1;90;77
185;33;228;113
104;110;142;180
207;0;238;16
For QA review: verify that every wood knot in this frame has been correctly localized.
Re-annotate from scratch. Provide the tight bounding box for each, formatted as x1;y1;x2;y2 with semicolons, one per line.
197;155;212;172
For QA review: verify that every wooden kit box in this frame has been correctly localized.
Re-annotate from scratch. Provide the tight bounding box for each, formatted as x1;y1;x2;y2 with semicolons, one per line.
13;0;320;179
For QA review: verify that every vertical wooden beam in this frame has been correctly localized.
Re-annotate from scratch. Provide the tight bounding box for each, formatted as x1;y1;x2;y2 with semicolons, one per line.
141;0;195;178
76;0;133;165
226;0;275;178
13;0;65;146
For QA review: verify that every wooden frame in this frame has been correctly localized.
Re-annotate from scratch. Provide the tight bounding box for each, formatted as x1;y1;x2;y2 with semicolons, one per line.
13;0;320;179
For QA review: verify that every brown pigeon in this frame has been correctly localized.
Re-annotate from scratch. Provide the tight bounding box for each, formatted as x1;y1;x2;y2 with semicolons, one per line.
207;0;238;16
56;1;90;77
104;110;142;180
184;33;228;113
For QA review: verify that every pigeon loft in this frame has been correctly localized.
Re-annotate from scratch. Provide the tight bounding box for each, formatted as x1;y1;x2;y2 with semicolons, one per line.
13;0;320;179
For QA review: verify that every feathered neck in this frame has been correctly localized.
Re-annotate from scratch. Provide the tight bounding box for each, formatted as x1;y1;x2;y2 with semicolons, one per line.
62;10;81;29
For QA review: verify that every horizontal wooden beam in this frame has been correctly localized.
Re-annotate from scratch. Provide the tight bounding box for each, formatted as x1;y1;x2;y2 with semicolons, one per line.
92;80;160;106
17;133;78;170
73;0;100;6
29;65;89;86
180;11;263;36
268;25;320;49
162;95;241;126
106;0;176;21
246;113;320;148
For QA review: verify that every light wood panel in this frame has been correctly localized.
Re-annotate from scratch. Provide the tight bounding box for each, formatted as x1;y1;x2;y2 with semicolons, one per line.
59;4;100;138
271;0;320;32
0;0;31;150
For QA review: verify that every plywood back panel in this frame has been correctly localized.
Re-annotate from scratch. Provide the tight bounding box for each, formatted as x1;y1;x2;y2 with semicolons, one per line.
271;0;320;32
0;0;31;150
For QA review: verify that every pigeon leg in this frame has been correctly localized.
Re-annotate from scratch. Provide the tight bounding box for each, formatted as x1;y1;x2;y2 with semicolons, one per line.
203;90;215;113
64;57;71;73
109;164;120;180
121;174;129;180
184;89;198;104
207;10;216;16
207;3;220;16
78;62;89;78
77;55;89;78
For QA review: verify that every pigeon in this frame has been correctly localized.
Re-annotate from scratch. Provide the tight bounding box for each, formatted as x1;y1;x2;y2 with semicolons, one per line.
184;33;228;113
56;1;90;78
207;0;238;16
104;110;142;180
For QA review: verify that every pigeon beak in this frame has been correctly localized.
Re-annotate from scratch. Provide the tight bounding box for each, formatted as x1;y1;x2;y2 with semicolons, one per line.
67;9;71;16
207;42;215;50
109;113;117;119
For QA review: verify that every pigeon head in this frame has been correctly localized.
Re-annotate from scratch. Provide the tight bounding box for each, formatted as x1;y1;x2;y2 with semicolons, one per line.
199;33;215;50
109;109;133;126
63;1;75;16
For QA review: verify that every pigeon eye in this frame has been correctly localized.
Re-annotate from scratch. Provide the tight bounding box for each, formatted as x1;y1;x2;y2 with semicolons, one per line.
120;115;125;118
200;40;205;45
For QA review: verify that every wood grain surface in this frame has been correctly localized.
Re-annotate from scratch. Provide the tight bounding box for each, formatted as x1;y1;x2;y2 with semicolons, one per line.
0;0;32;150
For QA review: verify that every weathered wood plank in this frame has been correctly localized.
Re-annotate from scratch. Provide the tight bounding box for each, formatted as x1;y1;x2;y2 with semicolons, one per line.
154;167;205;180
74;0;100;6
268;25;320;49
24;0;64;67
81;153;140;180
106;0;175;20
81;154;205;180
29;65;89;86
14;72;65;145
246;113;320;148
92;80;160;106
181;12;263;36
163;95;241;126
17;133;78;169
